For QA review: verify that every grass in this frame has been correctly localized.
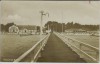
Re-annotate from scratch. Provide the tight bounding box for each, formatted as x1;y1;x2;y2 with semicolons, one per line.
1;34;46;61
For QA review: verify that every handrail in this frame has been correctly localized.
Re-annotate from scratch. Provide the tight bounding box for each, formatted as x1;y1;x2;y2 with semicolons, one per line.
60;33;99;51
65;40;97;62
61;34;99;51
14;33;50;62
65;39;98;61
54;32;99;62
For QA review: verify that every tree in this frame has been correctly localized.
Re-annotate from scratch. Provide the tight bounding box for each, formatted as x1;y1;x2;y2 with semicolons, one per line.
37;26;40;32
1;24;5;32
45;21;65;32
73;23;81;29
65;22;74;29
5;22;15;32
45;21;99;32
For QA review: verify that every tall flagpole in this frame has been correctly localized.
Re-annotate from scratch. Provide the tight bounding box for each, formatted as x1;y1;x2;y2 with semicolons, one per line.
40;11;49;35
40;11;44;35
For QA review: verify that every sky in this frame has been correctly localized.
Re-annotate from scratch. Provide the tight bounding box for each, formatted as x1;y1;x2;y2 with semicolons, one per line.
1;1;100;26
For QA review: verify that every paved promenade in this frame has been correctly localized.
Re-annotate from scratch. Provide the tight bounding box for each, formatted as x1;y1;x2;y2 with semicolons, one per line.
37;33;86;62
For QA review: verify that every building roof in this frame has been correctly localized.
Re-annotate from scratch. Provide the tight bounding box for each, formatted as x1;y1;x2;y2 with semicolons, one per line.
17;25;37;30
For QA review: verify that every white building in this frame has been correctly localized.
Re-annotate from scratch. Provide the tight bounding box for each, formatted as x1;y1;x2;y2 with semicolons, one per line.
9;25;37;34
9;25;19;33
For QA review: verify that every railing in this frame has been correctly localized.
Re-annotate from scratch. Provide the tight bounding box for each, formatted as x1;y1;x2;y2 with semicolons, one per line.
14;33;50;62
54;32;99;63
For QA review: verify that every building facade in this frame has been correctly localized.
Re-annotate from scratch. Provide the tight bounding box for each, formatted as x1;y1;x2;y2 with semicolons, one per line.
9;25;37;34
9;25;19;33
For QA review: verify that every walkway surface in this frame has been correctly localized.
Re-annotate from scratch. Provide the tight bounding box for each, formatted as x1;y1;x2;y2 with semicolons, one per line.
37;33;86;62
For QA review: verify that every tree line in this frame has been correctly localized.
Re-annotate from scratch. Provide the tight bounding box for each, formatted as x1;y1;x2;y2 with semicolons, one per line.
1;22;15;32
0;22;40;33
0;21;99;33
45;21;99;32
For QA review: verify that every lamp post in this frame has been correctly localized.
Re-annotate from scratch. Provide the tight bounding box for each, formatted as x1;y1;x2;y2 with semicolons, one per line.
40;10;49;35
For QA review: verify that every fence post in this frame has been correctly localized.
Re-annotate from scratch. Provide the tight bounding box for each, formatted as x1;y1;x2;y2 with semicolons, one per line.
80;44;82;50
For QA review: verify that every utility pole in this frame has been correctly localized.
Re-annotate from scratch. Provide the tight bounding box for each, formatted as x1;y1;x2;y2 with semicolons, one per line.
48;25;49;31
62;10;63;33
89;0;91;4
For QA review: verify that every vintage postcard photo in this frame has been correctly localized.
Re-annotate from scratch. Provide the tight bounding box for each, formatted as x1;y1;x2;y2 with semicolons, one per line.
0;1;99;63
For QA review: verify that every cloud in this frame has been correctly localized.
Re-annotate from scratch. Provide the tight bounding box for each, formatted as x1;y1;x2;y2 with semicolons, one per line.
7;14;21;20
5;14;29;25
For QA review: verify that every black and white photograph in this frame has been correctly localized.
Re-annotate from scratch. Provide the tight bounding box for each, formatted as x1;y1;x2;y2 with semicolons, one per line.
0;1;100;63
